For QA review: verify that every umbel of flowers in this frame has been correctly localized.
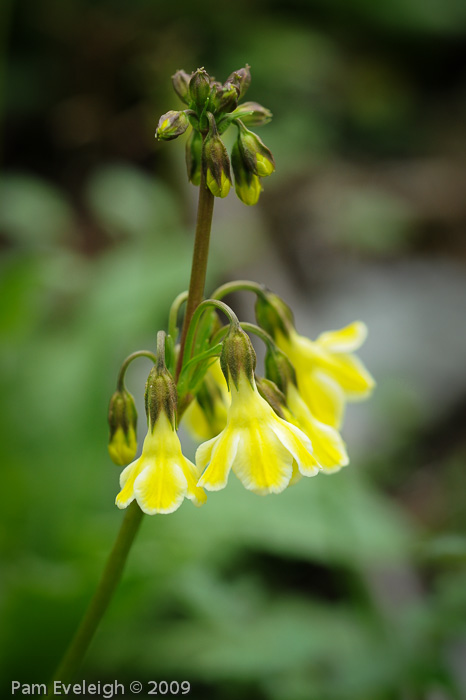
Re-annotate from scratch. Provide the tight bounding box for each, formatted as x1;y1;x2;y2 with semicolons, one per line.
155;65;275;205
109;288;375;515
107;64;375;515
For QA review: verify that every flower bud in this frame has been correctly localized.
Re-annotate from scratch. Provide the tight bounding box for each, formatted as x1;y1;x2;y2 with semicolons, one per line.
231;138;262;206
156;110;189;141
189;68;211;111
255;292;294;339
145;364;178;431
237;121;275;177
172;69;191;104
210;81;239;115
255;377;287;419
226;65;251;100
229;101;273;126
264;346;297;394
186;129;202;186
220;324;256;391
202;114;231;198
108;389;138;466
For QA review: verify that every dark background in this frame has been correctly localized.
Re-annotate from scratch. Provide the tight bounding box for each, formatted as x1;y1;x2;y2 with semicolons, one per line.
1;0;466;698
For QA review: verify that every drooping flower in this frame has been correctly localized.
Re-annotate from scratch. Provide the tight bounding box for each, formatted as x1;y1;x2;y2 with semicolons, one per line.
182;359;230;441
196;325;318;494
276;321;375;429
116;359;206;515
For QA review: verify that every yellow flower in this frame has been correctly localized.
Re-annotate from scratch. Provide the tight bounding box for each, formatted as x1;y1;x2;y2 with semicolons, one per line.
276;321;375;429
196;374;318;495
285;383;349;472
182;360;230;441
116;412;206;515
206;169;231;198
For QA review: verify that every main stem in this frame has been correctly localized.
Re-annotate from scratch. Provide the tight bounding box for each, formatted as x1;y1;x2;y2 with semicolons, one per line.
47;502;144;693
176;170;215;379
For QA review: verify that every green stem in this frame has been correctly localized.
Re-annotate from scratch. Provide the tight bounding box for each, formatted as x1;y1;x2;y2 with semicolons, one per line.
211;280;268;301
176;169;215;380
47;502;144;693
168;291;188;341
181;299;239;370
117;351;157;392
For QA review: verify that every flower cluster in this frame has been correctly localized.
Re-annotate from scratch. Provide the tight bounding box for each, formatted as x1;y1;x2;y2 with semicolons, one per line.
108;286;375;515
155;66;275;205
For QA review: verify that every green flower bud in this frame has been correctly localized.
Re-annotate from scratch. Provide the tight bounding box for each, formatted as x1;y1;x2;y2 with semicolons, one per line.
229;101;273;126
220;323;256;391
255;292;294;339
231;138;262;206
237;120;275;177
156;110;189;141
210;81;239;115
255;377;287;419
202;113;231;198
226;65;251;100
264;346;297;394
108;389;138;466
189;68;211;111
186;129;202;186
172;69;191;104
145;364;178;431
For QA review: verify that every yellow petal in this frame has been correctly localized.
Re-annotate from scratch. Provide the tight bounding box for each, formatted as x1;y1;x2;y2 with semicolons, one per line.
116;458;142;509
272;422;319;477
181;457;207;507
316;321;367;353
134;461;188;515
197;431;239;491
232;426;293;494
323;353;375;398
299;369;345;429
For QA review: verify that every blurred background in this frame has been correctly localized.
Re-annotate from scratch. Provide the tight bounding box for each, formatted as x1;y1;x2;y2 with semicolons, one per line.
1;0;466;698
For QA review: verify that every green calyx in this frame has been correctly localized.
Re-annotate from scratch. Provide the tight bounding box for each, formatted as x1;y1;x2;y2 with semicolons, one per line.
220;323;257;391
255;292;295;339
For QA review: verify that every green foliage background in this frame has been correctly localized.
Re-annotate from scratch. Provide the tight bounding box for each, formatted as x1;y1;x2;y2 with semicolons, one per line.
1;0;466;698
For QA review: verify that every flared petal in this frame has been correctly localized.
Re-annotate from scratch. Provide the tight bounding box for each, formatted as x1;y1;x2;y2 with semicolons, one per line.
271;421;319;477
197;431;239;491
134;461;188;515
316;321;367;353
324;353;375;398
116;458;142;509
232;426;293;494
181;457;208;506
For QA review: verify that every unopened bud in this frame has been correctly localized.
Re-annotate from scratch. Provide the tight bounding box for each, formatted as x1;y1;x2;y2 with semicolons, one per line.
156;110;189;141
202;114;231;198
186;129;202;186
226;65;251;100
231;139;262;206
220;324;256;391
255;377;287;419
189;68;211;110
230;101;273;126
210;81;239;115
172;69;191;104
108;390;138;466
255;292;294;339
264;347;297;394
237;121;275;177
145;365;178;431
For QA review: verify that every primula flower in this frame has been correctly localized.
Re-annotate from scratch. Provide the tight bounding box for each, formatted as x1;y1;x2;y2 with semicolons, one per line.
276;321;375;429
196;374;319;495
116;411;206;515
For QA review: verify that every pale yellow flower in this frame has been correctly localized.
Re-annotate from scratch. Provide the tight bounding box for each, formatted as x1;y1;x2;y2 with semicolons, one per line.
276;321;375;428
196;374;319;495
116;412;206;515
182;360;230;441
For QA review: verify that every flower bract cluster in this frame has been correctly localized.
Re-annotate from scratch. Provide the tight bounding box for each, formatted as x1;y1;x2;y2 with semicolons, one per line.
155;66;275;205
